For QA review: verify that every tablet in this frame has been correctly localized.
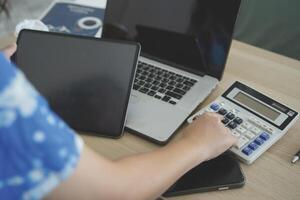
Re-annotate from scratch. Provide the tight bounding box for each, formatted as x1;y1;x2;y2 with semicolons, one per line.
14;30;140;138
163;153;245;197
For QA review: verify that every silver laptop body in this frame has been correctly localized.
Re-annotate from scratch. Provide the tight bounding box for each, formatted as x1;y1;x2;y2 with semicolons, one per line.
103;0;242;143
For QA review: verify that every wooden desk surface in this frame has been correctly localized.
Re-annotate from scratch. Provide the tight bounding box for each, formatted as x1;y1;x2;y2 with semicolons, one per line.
1;36;300;200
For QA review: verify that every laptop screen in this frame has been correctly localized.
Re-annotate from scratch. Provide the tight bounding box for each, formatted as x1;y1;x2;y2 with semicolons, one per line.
102;0;241;80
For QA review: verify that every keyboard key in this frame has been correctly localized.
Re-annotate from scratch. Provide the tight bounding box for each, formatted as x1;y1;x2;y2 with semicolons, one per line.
226;112;235;120
133;85;140;90
248;142;259;151
168;80;175;85
159;83;167;88
183;80;195;87
163;74;170;78
154;95;162;99
165;91;182;100
190;79;197;83
210;103;220;111
145;78;153;83
218;108;228;115
139;88;149;94
175;83;184;88
155;76;162;81
176;78;184;83
235;136;249;149
162;96;171;102
151;86;159;91
147;91;156;96
142;71;149;76
166;86;174;90
173;88;186;96
152;80;160;85
158;88;166;93
182;86;191;91
170;76;177;80
161;78;169;83
234;117;243;125
140;75;146;80
259;132;270;141
137;80;145;86
169;100;177;105
254;137;264;145
242;147;253;156
144;83;151;88
149;73;155;78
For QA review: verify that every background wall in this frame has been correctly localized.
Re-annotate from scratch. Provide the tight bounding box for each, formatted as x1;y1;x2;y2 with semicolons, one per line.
0;0;299;60
234;0;300;60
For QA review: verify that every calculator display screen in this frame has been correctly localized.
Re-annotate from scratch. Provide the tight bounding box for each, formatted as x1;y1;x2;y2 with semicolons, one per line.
234;92;281;121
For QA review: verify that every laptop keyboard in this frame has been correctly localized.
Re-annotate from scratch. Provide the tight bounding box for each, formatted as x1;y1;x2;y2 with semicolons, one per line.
133;61;198;105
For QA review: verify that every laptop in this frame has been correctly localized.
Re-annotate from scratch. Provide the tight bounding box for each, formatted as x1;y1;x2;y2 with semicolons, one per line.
102;0;242;144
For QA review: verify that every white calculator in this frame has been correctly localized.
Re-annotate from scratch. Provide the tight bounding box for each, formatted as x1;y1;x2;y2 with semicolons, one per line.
188;82;299;164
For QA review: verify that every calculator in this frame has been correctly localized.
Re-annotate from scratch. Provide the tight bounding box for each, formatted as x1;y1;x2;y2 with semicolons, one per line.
188;82;299;164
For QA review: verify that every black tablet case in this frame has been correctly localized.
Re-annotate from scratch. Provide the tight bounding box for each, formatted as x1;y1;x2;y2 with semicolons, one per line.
14;30;140;138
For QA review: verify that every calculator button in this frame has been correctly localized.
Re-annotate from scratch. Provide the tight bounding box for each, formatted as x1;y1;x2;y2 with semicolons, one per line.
218;108;228;115
250;127;261;135
261;124;269;130
233;117;243;125
254;138;264;146
231;131;241;138
222;118;230;125
235;136;249;149
248;142;259;151
267;127;275;134
206;108;214;112
249;117;256;123
242;122;252;130
231;109;238;114
245;131;256;140
236;127;247;135
254;119;262;127
210;103;220;111
226;113;235;120
242;147;253;156
259;132;270;141
228;121;238;129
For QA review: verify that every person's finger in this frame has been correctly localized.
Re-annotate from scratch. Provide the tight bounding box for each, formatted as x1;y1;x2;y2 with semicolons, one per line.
3;43;17;59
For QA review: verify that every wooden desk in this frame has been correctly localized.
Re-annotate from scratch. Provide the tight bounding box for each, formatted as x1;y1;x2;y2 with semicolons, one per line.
1;36;300;200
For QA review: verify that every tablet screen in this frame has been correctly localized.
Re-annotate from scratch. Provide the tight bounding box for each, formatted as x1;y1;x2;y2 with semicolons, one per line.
163;154;245;197
14;30;140;138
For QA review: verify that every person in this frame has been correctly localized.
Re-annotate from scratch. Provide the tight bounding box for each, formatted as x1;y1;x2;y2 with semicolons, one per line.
0;43;237;200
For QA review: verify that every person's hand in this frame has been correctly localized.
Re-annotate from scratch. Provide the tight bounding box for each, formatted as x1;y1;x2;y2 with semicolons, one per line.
2;43;17;60
182;112;238;162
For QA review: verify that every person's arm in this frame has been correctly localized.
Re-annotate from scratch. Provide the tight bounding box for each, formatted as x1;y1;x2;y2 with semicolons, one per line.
2;43;17;59
2;45;237;200
47;113;236;200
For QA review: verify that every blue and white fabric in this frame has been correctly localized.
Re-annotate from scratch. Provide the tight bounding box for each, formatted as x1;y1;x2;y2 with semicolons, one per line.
0;53;83;200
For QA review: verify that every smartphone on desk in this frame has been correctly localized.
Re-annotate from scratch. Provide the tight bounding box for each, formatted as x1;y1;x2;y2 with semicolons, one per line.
163;153;245;197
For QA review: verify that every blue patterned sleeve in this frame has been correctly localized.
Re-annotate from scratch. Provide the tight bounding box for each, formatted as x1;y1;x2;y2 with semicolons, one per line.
0;53;84;200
